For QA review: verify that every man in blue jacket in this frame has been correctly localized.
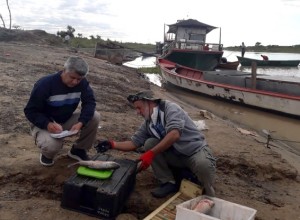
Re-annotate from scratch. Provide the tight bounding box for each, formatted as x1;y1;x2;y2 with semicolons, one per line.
96;91;216;198
24;56;100;167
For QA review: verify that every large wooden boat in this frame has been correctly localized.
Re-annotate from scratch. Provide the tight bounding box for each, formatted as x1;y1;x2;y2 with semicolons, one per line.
237;56;300;67
158;58;300;117
157;19;223;71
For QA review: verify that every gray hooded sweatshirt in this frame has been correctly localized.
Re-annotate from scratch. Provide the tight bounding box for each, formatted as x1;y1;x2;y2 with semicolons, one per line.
131;100;207;156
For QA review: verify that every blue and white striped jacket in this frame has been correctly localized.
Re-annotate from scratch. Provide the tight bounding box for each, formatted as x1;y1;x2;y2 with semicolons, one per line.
24;71;96;129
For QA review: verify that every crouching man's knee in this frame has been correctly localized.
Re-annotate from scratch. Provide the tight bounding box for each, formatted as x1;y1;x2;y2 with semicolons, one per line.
90;111;101;126
144;138;160;151
38;136;63;158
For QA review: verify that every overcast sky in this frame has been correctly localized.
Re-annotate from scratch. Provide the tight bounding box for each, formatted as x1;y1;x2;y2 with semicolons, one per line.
1;0;300;46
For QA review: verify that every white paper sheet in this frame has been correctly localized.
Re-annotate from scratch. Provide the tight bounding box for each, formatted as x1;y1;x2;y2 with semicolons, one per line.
50;130;78;139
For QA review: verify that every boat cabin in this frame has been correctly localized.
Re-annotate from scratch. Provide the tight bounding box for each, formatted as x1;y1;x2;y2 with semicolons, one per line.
157;19;224;71
161;19;222;54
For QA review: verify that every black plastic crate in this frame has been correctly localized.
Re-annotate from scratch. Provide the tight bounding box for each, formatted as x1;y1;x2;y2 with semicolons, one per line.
61;154;137;219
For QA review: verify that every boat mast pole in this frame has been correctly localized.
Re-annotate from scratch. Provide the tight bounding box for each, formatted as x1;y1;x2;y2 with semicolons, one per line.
219;27;222;51
164;23;166;43
251;62;257;89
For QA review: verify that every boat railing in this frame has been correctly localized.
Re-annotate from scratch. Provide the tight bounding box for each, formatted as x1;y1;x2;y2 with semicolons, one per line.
162;40;223;55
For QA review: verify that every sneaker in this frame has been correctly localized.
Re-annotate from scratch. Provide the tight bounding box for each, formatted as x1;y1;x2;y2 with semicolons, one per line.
151;182;178;198
68;146;90;161
40;154;54;166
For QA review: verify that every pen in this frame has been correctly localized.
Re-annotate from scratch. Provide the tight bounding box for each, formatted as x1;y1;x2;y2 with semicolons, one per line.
50;118;63;132
51;118;61;128
51;118;58;124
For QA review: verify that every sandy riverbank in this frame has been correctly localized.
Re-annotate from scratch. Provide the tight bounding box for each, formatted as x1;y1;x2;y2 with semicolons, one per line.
0;39;299;219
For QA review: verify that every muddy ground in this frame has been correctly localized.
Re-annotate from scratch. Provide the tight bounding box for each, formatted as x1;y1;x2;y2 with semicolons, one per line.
0;30;299;220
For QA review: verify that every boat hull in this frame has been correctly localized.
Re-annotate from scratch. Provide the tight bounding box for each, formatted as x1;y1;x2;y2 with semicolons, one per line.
237;56;300;67
163;49;223;71
216;61;240;70
158;59;300;117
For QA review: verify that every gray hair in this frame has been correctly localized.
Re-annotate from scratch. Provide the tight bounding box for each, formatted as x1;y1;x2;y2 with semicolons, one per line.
64;56;89;76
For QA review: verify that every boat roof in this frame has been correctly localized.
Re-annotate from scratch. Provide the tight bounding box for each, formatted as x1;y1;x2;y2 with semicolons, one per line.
167;19;217;34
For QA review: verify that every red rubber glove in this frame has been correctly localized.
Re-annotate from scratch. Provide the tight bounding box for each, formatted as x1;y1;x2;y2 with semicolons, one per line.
139;150;155;171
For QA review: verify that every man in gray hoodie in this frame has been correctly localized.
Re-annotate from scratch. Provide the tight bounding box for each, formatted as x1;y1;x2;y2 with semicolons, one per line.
96;90;216;198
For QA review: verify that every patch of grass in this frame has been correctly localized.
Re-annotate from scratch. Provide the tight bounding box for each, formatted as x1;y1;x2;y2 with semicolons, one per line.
70;38;100;48
138;66;160;74
69;38;156;52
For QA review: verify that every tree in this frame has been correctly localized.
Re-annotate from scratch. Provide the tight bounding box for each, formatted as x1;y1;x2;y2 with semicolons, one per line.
255;42;261;47
12;24;21;29
6;0;12;29
0;14;5;28
0;0;12;29
66;25;75;37
77;33;83;38
57;25;76;38
57;31;66;38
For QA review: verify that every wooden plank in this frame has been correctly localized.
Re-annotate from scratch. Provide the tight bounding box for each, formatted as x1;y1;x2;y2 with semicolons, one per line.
144;192;181;220
143;179;203;220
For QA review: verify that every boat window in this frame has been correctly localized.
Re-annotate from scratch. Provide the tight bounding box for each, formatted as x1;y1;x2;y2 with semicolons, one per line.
189;33;204;42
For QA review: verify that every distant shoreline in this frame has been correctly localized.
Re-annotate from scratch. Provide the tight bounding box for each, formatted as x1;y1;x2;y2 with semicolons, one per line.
224;45;300;53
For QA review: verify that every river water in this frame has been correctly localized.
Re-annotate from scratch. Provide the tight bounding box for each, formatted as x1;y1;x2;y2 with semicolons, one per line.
125;50;300;76
124;51;300;168
224;51;300;78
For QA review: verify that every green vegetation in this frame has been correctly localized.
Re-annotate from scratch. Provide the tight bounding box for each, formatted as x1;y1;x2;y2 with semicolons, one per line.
137;66;160;74
58;25;300;53
225;44;300;53
69;37;103;48
57;25;75;38
119;42;156;53
69;37;156;53
56;25;156;53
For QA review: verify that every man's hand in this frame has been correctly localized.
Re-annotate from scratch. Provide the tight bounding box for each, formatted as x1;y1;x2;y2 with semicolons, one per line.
47;122;63;133
139;150;155;171
70;122;83;132
95;140;115;153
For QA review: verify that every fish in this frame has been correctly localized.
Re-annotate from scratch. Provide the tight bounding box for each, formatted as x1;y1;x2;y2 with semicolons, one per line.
68;160;121;170
192;198;215;214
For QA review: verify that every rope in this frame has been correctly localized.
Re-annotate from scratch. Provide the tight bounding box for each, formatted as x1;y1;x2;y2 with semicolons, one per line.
268;138;300;143
265;134;300;148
